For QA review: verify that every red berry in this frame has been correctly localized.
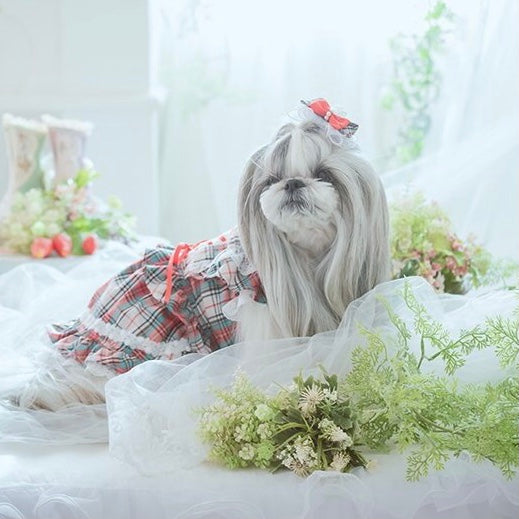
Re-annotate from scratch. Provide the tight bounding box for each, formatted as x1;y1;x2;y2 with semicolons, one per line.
30;237;53;259
52;233;73;257
82;234;98;255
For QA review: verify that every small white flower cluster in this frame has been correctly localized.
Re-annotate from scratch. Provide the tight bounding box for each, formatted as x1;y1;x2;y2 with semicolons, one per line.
278;436;319;477
257;422;274;440
199;372;278;469
329;451;351;472
298;384;325;416
233;423;250;442
323;387;338;403
298;383;338;416
319;419;353;447
238;444;255;461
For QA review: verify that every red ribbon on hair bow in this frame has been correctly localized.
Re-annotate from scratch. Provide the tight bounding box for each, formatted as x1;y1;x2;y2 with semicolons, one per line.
301;98;358;136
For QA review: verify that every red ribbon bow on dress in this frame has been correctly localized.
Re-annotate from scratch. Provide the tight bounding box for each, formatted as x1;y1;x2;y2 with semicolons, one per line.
301;98;358;136
164;243;192;304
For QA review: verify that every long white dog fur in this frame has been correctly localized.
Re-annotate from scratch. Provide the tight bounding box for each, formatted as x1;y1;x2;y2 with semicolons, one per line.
237;119;389;341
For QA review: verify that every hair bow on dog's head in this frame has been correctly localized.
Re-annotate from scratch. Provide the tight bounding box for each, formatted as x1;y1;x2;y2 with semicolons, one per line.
301;98;358;138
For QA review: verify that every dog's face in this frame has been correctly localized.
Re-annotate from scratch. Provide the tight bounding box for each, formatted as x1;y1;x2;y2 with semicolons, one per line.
244;121;366;256
238;119;390;338
258;126;340;256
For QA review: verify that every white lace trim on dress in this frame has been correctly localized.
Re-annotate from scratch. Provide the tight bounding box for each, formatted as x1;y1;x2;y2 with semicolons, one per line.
79;311;191;358
184;228;256;279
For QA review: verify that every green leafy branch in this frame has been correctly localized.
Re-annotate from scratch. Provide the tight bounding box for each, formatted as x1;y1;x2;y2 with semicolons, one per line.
345;282;519;480
381;1;455;165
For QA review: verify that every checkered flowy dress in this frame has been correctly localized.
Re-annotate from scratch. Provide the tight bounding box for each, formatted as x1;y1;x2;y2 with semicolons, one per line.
48;228;265;374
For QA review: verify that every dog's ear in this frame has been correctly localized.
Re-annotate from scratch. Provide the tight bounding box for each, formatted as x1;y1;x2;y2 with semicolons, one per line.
350;159;391;288
237;146;266;260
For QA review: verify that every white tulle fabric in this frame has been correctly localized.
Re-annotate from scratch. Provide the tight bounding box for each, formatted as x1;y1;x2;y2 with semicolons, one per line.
104;277;518;477
0;242;517;518
0;241;142;443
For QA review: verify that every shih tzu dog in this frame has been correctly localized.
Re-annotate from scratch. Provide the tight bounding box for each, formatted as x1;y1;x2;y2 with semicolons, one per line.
13;99;390;410
238;100;390;340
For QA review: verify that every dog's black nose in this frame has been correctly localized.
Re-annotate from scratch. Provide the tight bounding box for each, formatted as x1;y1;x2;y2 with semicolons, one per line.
284;179;305;193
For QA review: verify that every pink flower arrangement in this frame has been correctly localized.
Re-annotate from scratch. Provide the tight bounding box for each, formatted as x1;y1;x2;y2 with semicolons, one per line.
0;169;135;256
390;193;490;294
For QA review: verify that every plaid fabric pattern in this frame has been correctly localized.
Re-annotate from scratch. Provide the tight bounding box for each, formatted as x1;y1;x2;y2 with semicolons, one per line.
48;228;265;374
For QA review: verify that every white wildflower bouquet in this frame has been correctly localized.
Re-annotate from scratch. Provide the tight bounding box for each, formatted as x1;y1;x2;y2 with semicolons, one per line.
199;283;519;481
199;371;367;476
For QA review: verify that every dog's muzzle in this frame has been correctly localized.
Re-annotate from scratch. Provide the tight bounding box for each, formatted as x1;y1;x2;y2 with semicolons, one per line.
284;178;305;194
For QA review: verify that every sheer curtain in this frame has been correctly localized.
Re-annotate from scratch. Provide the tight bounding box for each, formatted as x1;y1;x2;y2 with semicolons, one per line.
156;0;518;259
383;0;519;259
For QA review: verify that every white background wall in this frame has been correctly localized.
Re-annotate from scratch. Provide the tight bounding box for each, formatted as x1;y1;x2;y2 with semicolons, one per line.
0;0;162;234
1;0;516;259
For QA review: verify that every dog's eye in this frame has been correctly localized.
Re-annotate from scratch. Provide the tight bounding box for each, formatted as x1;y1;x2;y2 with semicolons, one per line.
314;169;334;183
264;175;281;187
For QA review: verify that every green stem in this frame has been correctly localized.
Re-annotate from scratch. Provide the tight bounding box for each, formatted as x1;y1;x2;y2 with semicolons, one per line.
301;413;313;433
274;431;305;451
274;422;307;434
417;335;426;370
349;449;368;468
414;412;460;435
317;438;328;469
426;328;489;362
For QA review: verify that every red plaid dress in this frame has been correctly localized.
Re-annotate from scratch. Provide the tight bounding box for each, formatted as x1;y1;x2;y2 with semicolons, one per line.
48;228;265;374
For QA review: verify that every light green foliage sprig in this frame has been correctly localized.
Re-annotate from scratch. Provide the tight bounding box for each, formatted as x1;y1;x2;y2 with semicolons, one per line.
344;283;519;480
198;372;277;469
487;314;519;369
